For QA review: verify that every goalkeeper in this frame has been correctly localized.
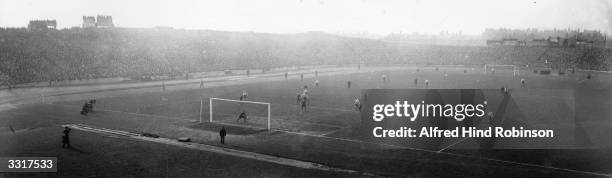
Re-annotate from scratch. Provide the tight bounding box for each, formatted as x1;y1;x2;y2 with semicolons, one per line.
237;111;248;123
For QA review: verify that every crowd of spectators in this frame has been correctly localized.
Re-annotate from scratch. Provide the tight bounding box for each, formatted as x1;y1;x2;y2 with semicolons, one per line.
1;28;611;87
389;44;612;70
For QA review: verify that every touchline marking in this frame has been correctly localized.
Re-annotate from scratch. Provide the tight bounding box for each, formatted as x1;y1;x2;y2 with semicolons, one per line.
319;127;348;136
437;137;470;152
62;124;377;177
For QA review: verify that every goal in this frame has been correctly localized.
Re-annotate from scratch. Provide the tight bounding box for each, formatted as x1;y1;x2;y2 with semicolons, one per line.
484;64;519;76
204;97;271;130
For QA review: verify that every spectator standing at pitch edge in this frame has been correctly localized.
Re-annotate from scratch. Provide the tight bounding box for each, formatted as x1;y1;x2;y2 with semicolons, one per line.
62;127;71;148
219;127;227;144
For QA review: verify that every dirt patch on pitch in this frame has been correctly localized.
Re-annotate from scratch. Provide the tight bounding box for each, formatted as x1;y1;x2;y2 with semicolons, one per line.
188;122;268;135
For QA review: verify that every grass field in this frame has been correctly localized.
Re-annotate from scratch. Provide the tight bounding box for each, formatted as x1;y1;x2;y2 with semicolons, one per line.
2;66;612;177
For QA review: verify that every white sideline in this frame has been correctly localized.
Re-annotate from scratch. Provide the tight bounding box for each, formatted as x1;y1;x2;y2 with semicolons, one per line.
62;124;375;176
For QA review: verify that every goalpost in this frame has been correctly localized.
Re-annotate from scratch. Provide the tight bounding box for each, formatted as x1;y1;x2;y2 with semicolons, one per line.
484;64;520;76
205;97;271;130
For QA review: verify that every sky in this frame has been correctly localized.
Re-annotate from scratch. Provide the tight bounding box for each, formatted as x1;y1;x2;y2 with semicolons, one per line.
1;0;610;35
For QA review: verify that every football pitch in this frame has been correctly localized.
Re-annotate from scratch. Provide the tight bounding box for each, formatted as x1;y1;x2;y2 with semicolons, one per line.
2;66;612;177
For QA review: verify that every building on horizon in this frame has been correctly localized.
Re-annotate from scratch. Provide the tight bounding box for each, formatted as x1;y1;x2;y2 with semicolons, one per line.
96;15;114;28
82;16;96;28
27;20;57;30
483;28;606;48
81;15;114;28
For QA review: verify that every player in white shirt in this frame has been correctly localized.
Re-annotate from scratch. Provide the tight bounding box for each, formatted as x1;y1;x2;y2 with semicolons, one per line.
302;85;309;95
240;90;248;101
353;97;362;112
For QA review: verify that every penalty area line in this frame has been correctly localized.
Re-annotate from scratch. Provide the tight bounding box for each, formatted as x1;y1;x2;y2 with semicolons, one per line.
50;103;197;122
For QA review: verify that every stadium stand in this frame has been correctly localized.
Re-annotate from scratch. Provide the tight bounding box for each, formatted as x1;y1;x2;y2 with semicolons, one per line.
0;28;611;87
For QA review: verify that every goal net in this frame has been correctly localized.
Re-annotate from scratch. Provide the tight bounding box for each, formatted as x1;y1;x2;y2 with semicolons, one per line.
484;64;519;76
206;97;271;130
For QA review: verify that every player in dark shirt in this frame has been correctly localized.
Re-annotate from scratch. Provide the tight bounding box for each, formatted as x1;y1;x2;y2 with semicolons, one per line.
237;111;248;123
62;127;71;148
299;93;309;113
219;127;226;144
